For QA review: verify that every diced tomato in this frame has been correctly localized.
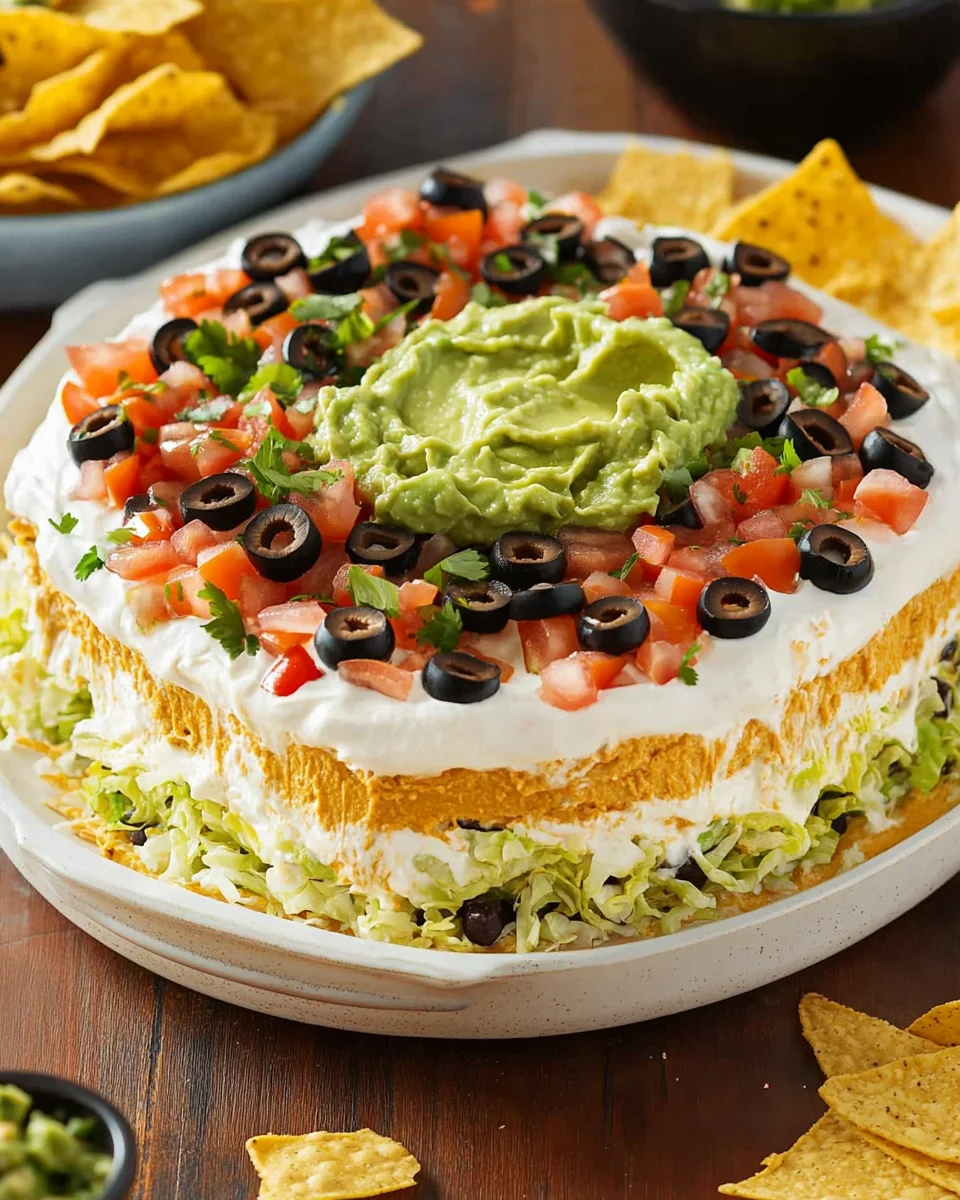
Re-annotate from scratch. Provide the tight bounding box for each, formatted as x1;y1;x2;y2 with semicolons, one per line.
172;519;223;565
145;480;184;526
599;281;663;321
722;537;800;594
721;347;775;381
729;447;788;517
398;645;435;672
258;600;327;636
632;524;675;566
191;428;253;477
834;477;860;507
812;340;848;389
389;610;422;652
253;310;299;354
690;477;734;525
238;574;287;620
737;509;788;542
70;459;108;503
160;268;251;319
854;469;928;535
103;454;141;508
290;459;360;541
359;188;424;240
578;650;629;689
162;566;196;616
288;544;348;600
654;566;707;612
839;381;888;450
239;387;294;447
160;360;209;397
517;616;580;675
626;261;654;287
126;507;175;544
483;201;524;249
197;540;257;600
559;526;634;578
667;545;710;574
260;644;323;696
484;177;527;208
611;660;646;688
538;654;598;711
66;339;158;399
177;567;213;618
338;658;413;701
105;540;179;581
643;598;702;647
61;381;99;425
457;636;515;683
636;639;685;686
832;453;864;486
399;579;439;612
424;206;484;256
127;580;171;629
546;191;602;235
730;280;822;329
285;400;318;441
582;570;632;603
431;269;472;321
331;561;384;607
788;455;833;500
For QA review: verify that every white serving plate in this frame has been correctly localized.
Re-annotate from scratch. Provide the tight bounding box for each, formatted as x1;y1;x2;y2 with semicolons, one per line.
1;129;957;1039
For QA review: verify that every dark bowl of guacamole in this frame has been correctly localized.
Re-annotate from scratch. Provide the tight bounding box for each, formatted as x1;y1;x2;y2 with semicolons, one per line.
589;0;960;155
0;1073;136;1199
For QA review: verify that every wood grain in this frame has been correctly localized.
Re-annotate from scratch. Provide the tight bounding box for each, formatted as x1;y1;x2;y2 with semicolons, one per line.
3;2;960;1196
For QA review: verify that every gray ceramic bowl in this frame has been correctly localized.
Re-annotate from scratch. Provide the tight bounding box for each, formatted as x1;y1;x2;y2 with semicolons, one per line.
1;80;374;312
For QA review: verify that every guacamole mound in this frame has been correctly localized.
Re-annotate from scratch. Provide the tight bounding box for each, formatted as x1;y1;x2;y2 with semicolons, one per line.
313;296;739;545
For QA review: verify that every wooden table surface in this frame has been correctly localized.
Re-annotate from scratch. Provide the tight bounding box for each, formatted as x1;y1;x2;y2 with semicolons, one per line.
4;2;960;1197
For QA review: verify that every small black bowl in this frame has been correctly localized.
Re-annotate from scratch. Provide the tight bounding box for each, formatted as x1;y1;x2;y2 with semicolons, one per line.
0;1071;136;1199
589;0;960;155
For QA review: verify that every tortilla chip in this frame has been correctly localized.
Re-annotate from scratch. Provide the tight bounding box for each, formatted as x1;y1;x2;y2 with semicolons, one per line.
820;1047;960;1165
73;0;203;34
910;1003;960;1048
0;9;118;112
910;206;960;326
719;1112;954;1199
800;993;940;1078
856;1130;960;1197
185;0;423;140
0;170;83;210
23;64;277;197
713;139;919;295
597;142;735;233
245;1129;420;1200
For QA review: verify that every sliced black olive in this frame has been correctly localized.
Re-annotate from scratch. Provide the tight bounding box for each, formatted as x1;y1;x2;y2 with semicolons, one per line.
490;532;566;589
457;818;505;832
522;213;584;262
649;236;710;289
726;242;790;288
307;231;371;294
872;362;930;419
283;324;336;381
859;426;933;489
737;378;790;437
577;236;634;285
795;359;837;390
480;244;546;296
223;281;287;326
941;638;958;664
243;503;322;583
241;232;306;281
420;166;488;219
149;317;197;374
751;318;833;359
316;606;395;667
384;260;439;316
459;895;514;945
798;525;873;595
423;651;501;705
779;408;853;460
446;579;513;634
656;495;702;530
577;596;650;655
68;405;133;464
510;580;584;622
936;676;953;717
346;521;419;575
123;492;156;523
180;473;256;532
674;856;707;888
671;305;729;354
697;577;771;639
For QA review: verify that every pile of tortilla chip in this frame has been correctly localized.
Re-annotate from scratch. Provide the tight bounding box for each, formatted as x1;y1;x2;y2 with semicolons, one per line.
0;0;421;212
720;992;960;1198
597;136;960;362
246;1127;420;1199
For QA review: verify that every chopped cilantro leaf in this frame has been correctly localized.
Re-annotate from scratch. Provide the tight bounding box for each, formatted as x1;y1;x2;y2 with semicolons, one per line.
526;189;548;217
74;546;104;581
471;281;507;308
525;231;559;265
197;581;259;660
799;488;831;510
776;439;802;476
139;428;159;445
243;428;337;503
663;279;691;318
865;332;897;366
492;251;513;273
347;565;400;617
176;396;234;423
106;527;135;544
732;481;748;505
165;580;185;605
610;551;639;581
417;600;463;653
208;428;238;448
238;362;304;407
788;521;811;542
678;643;700;686
387;229;427;261
372;299;419;333
117;370;167;395
48;513;78;535
423;548;489;589
308;234;366;271
182;320;260;397
730;447;754;475
290;292;363;322
329;308;376;350
704;271;730;305
786;365;839;409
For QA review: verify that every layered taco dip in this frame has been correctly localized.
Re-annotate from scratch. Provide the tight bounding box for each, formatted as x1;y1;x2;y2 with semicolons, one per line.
3;163;959;953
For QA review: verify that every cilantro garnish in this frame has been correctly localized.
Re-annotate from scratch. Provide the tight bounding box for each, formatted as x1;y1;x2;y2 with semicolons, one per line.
347;565;400;617
117;370;167;395
678;643;700;687
308;233;366;270
423;548;489;589
290;292;363;322
551;261;597;295
787;521;810;542
165;580;185;605
525;189;548;217
197;581;259;660
106;527;135;545
417;600;463;653
492;251;513;273
775;439;802;476
471;281;507;308
176;396;234;423
387;229;427;262
865;332;897;366
242;428;338;504
786;365;839;409
704;272;730;305
732;481;748;506
48;513;78;535
799;488;832;510
663;279;691;318
182;320;261;397
610;551;639;581
75;546;104;582
524;231;559;265
238;362;304;407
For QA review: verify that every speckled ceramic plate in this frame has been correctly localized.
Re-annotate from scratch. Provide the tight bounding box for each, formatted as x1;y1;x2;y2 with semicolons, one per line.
1;130;957;1039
